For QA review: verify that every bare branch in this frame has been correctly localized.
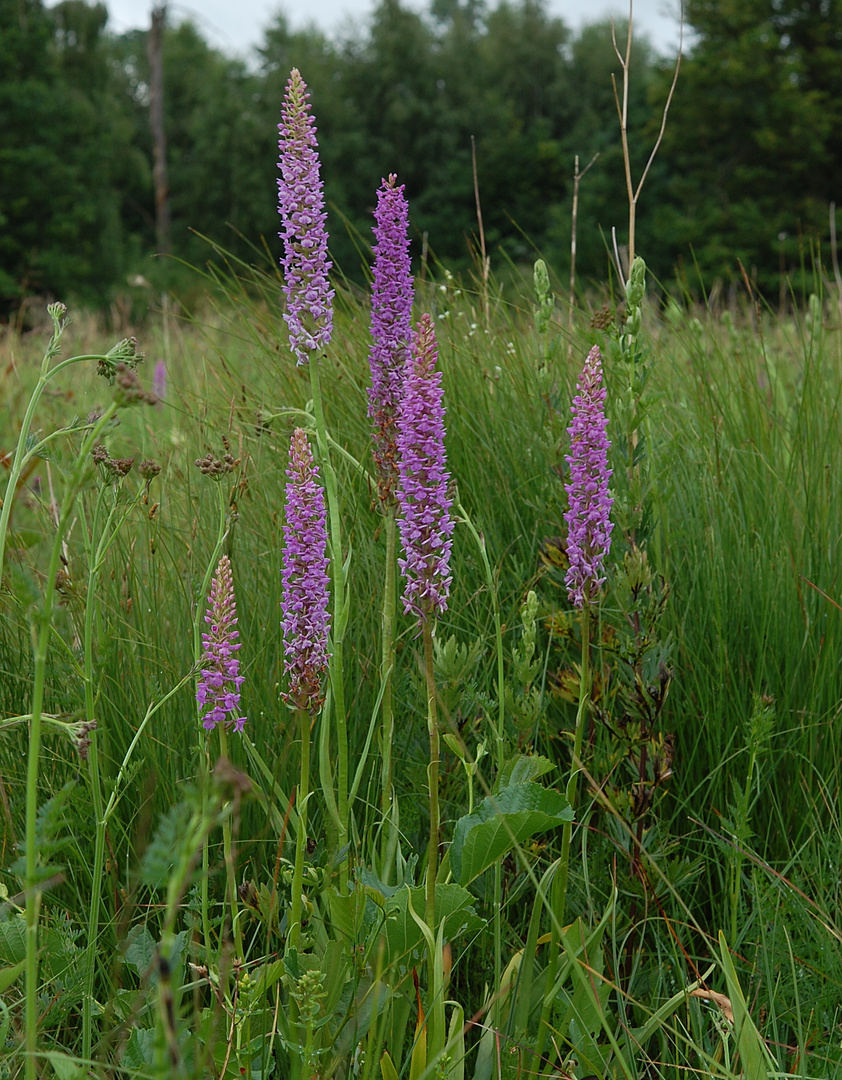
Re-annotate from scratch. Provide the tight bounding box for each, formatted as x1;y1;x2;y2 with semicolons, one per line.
611;17;625;66
633;0;684;201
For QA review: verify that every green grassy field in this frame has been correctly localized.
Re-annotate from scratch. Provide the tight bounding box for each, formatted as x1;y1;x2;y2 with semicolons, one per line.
1;254;841;1079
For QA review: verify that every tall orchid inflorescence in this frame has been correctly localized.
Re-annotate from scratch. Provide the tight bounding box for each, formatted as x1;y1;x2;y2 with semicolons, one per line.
564;345;614;607
277;68;334;364
369;174;414;506
396;314;454;623
281;428;331;712
197;555;247;733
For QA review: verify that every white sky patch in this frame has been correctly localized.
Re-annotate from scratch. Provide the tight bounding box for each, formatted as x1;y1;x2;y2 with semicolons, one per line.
46;0;685;59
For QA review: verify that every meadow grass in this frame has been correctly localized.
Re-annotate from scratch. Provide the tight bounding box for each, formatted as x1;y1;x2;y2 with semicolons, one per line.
0;259;841;1079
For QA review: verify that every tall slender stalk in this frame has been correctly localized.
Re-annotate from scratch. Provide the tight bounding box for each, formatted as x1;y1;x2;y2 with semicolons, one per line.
197;483;230;963
423;622;440;949
217;725;244;964
81;479;147;1060
379;506;398;882
309;358;349;890
288;706;310;949
457;503;505;1017
23;403;118;1080
536;604;591;1067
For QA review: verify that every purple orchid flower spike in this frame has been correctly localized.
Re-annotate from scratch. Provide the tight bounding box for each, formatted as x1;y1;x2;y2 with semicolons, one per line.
396;314;454;624
281;428;331;712
197;555;246;733
564;345;614;607
369;174;414;506
277;68;334;365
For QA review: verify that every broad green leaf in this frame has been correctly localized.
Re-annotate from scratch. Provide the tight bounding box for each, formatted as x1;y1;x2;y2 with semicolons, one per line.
121;1027;156;1070
249;959;285;998
44;1052;85;1080
383;885;484;967
123;925;156;974
719;931;771;1080
494;754;555;793
451;784;572;886
320;939;350;1016
329;882;370;945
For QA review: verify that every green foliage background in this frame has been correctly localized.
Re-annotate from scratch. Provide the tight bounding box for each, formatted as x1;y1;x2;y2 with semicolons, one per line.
3;0;842;313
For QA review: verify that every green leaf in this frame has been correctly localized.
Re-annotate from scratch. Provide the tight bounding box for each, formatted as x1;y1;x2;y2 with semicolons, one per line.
718;931;771;1080
0;917;26;966
494;754;556;793
121;1027;157;1070
445;1000;466;1080
451;784;572;886
383;885;484;966
0;959;25;993
138;801;192;890
123;924;156;975
44;1052;85;1080
380;1052;400;1080
328;882;370;945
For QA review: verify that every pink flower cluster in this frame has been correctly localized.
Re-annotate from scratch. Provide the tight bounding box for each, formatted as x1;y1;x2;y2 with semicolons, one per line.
280;428;331;712
197;555;246;733
396;314;454;623
564;345;614;607
368;175;414;506
277;69;334;364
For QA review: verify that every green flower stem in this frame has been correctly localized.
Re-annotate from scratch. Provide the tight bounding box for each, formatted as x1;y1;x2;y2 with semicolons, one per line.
308;357;349;891
288;705;311;949
457;503;505;1015
379;505;398;882
536;602;591;1068
23;402;118;1080
423;621;440;956
217;724;244;964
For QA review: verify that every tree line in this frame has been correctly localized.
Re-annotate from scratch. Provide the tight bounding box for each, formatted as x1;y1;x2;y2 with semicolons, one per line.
2;0;841;315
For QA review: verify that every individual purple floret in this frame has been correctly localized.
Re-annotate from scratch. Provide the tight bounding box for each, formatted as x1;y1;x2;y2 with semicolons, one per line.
277;68;334;365
396;314;454;623
197;555;247;733
281;428;331;712
564;345;614;607
368;174;414;506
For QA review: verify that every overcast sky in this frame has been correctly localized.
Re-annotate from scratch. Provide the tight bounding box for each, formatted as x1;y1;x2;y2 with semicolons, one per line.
49;0;686;57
